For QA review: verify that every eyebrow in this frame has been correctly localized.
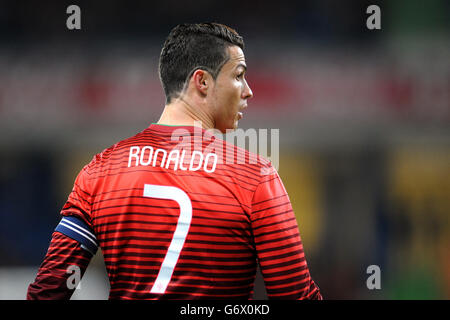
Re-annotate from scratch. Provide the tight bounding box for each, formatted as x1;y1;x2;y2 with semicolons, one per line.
235;63;247;72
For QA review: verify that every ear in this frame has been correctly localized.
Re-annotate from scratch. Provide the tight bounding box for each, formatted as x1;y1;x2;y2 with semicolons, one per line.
191;69;211;96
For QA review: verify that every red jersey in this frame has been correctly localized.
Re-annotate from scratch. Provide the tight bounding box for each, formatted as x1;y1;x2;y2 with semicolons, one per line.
27;124;321;300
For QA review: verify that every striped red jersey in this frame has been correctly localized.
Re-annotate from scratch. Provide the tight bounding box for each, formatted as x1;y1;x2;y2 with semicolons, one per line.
28;124;321;300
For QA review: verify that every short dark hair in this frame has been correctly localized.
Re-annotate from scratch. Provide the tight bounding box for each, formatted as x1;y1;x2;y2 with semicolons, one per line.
159;23;244;104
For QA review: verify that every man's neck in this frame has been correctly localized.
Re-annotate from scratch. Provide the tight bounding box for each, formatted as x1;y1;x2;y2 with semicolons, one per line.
157;97;214;130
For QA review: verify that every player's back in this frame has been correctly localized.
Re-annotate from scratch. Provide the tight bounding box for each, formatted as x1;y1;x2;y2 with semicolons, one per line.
83;124;268;299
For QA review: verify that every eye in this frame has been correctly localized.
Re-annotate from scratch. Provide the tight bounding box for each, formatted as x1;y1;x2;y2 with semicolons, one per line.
236;73;244;80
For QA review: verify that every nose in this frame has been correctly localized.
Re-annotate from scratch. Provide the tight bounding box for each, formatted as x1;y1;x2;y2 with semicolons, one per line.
243;79;253;100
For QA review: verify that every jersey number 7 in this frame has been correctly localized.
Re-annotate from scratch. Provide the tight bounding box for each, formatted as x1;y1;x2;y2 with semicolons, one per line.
143;184;193;294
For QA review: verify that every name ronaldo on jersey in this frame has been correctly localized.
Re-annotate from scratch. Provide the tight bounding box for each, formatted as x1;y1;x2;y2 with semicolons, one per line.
128;145;218;173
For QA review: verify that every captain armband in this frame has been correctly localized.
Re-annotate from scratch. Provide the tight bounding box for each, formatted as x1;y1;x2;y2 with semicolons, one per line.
55;216;98;255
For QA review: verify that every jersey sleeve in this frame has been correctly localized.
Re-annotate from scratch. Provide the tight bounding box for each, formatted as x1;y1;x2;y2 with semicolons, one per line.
251;166;322;300
27;165;97;299
58;165;99;254
27;232;92;300
60;165;94;226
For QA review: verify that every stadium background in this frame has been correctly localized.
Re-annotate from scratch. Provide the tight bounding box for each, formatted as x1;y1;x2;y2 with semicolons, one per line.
0;0;449;299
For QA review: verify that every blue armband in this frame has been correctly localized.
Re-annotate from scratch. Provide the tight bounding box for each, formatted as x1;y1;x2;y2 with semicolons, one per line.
55;216;98;255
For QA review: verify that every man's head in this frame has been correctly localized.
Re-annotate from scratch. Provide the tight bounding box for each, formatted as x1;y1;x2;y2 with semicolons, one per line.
159;23;253;132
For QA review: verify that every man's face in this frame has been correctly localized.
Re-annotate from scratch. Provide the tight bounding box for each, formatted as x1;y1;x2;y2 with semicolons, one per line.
209;45;253;133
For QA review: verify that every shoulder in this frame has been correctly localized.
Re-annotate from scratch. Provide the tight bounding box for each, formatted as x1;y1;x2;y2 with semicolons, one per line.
215;134;276;178
84;129;148;173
